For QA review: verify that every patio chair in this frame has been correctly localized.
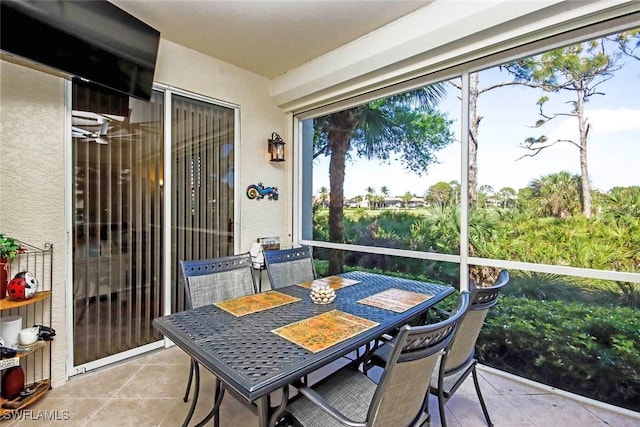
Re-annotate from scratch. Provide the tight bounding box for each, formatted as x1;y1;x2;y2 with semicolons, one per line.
264;246;316;289
180;252;257;427
277;292;470;427
430;269;509;427
364;269;510;427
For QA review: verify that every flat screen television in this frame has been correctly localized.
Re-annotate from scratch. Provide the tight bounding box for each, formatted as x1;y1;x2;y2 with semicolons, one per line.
1;0;160;101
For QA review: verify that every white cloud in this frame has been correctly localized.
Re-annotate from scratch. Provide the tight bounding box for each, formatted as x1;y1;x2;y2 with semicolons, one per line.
549;108;640;141
588;108;640;133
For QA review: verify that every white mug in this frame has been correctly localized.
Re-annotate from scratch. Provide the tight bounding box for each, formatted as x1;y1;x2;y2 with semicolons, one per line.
19;326;39;346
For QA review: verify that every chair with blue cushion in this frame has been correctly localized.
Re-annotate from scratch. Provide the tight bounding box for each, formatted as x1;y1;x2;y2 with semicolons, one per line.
180;252;257;427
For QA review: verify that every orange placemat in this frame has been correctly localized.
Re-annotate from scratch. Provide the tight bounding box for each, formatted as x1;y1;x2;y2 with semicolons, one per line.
272;310;379;353
215;291;301;317
357;288;432;313
297;276;360;290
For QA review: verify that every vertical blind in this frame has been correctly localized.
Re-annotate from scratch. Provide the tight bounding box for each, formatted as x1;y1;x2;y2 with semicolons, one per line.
171;94;235;312
72;80;164;365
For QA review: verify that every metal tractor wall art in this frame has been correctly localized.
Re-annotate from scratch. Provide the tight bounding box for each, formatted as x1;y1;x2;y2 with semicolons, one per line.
246;183;279;201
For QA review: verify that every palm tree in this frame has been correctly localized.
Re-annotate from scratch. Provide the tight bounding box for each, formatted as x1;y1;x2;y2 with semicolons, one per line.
318;186;329;208
529;171;582;218
365;186;376;209
402;191;414;208
314;86;454;274
380;185;390;208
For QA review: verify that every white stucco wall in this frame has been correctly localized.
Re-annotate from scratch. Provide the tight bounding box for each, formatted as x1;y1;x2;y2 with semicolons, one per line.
0;59;67;386
0;38;289;385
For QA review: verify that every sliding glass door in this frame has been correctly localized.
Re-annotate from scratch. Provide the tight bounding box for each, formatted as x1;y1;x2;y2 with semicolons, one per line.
72;81;165;365
71;82;235;368
170;94;235;312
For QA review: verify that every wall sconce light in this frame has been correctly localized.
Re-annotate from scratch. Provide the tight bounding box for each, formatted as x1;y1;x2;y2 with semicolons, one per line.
268;132;285;162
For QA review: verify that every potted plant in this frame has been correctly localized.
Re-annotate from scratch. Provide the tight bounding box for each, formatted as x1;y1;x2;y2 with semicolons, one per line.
0;233;22;299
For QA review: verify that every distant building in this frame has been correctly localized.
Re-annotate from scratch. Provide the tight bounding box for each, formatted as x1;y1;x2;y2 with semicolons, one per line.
384;197;403;208
408;196;426;208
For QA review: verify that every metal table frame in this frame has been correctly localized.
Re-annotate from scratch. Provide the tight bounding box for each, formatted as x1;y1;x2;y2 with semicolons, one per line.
153;271;455;427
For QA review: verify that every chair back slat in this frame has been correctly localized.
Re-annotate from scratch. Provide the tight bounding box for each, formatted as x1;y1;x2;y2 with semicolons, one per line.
442;269;509;373
372;355;439;426
264;246;316;289
443;309;487;371
180;253;256;309
368;292;470;427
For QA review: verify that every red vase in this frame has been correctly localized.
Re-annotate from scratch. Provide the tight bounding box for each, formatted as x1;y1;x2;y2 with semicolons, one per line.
0;258;8;300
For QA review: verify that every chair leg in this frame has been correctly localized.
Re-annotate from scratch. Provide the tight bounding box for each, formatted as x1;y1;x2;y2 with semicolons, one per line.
471;367;493;427
183;358;195;402
437;389;447;427
194;380;225;427
182;361;201;427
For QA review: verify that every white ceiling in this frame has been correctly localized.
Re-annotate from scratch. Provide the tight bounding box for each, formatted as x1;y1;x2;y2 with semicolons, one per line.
110;0;433;79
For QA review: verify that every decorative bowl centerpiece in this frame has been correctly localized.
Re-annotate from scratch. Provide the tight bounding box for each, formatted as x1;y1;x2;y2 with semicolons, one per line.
310;281;336;304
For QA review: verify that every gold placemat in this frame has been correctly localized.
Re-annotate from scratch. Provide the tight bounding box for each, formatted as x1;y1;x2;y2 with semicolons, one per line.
215;291;301;317
357;288;432;312
272;310;379;353
297;276;360;290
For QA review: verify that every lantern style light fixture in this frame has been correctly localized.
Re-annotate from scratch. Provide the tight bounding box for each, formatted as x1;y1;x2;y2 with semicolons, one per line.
268;132;285;162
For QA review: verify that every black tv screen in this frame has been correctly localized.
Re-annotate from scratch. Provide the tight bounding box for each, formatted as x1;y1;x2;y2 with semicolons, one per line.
1;0;160;101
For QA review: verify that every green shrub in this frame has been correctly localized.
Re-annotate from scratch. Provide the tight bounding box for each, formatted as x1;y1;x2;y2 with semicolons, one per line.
503;272;619;306
478;296;640;411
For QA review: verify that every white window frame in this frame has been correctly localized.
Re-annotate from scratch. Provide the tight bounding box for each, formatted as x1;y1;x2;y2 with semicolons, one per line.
293;14;640;287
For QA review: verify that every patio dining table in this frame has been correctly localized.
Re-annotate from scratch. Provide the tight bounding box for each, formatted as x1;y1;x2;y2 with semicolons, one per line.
153;270;455;427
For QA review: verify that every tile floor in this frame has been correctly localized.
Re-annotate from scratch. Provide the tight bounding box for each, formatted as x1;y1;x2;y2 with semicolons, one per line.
4;345;639;426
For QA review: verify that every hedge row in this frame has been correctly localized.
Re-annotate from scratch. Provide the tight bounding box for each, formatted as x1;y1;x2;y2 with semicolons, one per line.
478;296;640;411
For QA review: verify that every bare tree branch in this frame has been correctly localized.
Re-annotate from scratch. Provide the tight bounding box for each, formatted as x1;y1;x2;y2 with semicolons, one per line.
516;138;561;160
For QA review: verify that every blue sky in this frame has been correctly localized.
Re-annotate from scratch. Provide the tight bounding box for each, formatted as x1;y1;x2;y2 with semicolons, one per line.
312;42;640;198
